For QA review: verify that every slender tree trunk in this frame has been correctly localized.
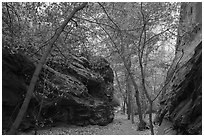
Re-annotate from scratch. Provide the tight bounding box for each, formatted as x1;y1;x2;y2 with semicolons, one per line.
123;57;145;129
140;89;146;118
132;82;146;130
148;101;154;134
136;9;154;132
127;96;131;120
125;96;128;114
124;54;135;122
122;94;127;114
114;70;123;94
122;98;126;114
124;59;145;128
141;76;154;134
131;89;134;124
7;3;87;135
114;70;124;114
140;75;154;134
139;52;154;134
121;56;145;127
126;74;131;120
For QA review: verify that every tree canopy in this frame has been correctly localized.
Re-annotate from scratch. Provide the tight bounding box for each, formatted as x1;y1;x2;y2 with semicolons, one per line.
2;2;182;135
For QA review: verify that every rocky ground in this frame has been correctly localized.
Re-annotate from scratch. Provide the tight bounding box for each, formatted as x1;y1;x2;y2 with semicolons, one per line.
21;113;158;135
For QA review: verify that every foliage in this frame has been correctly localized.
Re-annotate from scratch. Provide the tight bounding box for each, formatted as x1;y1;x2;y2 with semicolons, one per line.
2;2;181;134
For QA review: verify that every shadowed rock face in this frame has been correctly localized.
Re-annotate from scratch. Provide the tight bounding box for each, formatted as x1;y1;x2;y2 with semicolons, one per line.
155;2;202;135
2;49;115;131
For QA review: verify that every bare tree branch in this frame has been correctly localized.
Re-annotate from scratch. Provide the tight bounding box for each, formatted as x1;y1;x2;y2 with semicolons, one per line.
74;16;116;30
98;2;120;30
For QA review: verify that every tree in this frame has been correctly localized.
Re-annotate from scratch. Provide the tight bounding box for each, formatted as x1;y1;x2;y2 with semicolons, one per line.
85;2;179;133
3;2;181;134
7;3;87;134
77;2;178;130
96;2;146;128
130;2;180;134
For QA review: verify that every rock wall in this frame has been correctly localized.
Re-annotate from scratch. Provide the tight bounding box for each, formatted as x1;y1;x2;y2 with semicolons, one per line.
2;49;115;132
155;2;202;135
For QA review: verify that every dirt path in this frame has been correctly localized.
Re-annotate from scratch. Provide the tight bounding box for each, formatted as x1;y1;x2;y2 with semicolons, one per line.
24;113;156;135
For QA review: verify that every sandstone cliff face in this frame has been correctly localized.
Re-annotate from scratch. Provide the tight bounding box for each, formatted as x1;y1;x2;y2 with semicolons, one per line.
2;49;115;132
156;2;202;135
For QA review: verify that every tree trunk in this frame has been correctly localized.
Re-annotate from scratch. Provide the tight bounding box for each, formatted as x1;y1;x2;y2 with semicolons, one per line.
140;90;147;119
7;3;87;135
123;55;144;127
139;51;154;134
133;85;146;130
114;70;125;114
123;57;145;129
126;74;131;120
148;101;154;135
114;70;123;95
124;58;145;128
122;98;126;114
131;89;134;124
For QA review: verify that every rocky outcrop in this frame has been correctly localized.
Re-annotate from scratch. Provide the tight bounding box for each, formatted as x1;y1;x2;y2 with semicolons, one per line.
2;49;115;132
2;49;36;131
155;2;202;135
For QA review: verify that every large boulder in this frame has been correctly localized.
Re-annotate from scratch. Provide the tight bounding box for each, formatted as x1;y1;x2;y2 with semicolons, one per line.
2;49;115;132
155;2;202;135
2;49;36;131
